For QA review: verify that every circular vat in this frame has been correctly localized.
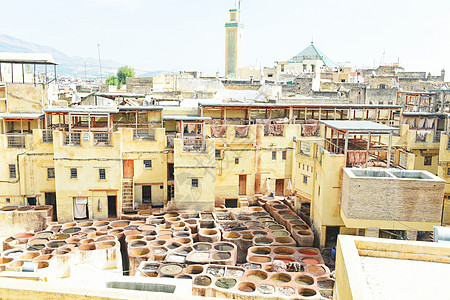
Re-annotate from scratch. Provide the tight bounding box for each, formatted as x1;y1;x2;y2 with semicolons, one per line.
268;225;284;231
298;230;313;236
47;241;66;249
318;279;335;290
156;234;172;241
223;232;240;239
256;217;273;222
214;243;234;252
250;247;271;255
130;240;148;248
130;247;150;257
244;221;260;227
77;221;94;227
298;288;318;297
271;230;290;237
257;284;275;294
299;248;319;256
320;289;333;299
159;264;183;276
273;247;294;255
124;225;139;231
26;244;46;252
275;237;293;244
95;236;115;242
62;227;81;234
93;221;110;227
82;227;97;233
185;265;204;275
292;225;309;231
79;243;96;251
176;275;192;280
270;273;291;283
302;257;319;265
61;222;77;229
306;265;326;276
96;241;116;250
252;231;267;236
274;256;295;264
295;275;314;286
13;232;34;240
254;237;273;245
110;220;130;228
33;255;53;262
193;243;212;251
29;238;48;245
238;282;256;293
152;247;167;256
149;240;166;247
35;231;54;239
262;221;277;227
0;206;18;211
80;238;95;244
201;229;218;236
166;242;182;250
8;260;24;268
141;271;158;277
212;252;231;260
50;233;70;241
272;204;288;210
20;252;40;260
174;232;190;238
242;233;254;240
0;257;13;265
215;278;236;289
193;276;211;286
246;270;268;281
248;255;271;264
157;224;172;230
174;238;192;245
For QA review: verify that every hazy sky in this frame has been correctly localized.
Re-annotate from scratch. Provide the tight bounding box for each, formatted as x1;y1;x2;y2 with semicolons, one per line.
2;0;450;78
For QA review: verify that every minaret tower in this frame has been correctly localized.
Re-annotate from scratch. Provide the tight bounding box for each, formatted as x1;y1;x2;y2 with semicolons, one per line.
225;1;244;77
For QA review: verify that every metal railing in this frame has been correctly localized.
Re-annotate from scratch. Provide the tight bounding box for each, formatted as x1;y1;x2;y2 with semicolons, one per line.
7;135;26;148
183;139;206;153
63;132;81;146
42;130;53;143
93;132;112;146
133;129;155;141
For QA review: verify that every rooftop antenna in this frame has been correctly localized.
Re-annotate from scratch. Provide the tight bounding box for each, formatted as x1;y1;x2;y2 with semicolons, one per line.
311;36;314;44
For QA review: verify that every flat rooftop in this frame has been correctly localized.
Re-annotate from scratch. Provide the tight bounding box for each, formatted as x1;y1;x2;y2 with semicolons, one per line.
361;256;450;300
320;120;399;133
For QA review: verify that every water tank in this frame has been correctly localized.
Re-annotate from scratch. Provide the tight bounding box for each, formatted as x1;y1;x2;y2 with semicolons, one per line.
433;226;450;243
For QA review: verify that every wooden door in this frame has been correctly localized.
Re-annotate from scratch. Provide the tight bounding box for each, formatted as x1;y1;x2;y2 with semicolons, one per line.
123;160;134;178
239;175;247;195
275;179;284;196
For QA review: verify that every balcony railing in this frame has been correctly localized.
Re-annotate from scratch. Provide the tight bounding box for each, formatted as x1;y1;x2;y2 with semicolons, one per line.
183;138;206;153
133;129;155;141
7;135;26;148
42;130;53;143
63;132;81;146
93;132;112;146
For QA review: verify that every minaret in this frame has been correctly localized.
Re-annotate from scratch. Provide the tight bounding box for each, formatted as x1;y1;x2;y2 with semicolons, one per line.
225;3;244;78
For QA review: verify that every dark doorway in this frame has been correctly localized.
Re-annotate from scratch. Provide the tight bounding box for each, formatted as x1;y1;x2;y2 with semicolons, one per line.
142;186;152;204
275;179;284;196
168;163;174;181
239;175;247;195
225;199;238;208
108;196;117;218
167;184;174;201
45;192;57;221
27;197;36;206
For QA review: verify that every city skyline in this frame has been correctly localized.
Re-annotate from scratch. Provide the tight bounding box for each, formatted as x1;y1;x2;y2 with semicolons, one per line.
1;0;449;78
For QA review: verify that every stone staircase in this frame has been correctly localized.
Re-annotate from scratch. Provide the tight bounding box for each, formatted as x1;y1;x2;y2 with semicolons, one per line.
122;178;134;211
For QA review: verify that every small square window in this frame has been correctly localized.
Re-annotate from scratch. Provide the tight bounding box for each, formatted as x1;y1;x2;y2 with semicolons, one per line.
215;150;221;158
47;168;55;179
282;151;287;160
6;198;10;204
192;178;199;188
70;168;77;179
424;156;432;166
303;176;308;184
318;185;321;196
144;160;152;169
235;158;239;164
272;151;277;160
160;185;163;189
447;168;450;176
99;168;106;180
9;164;16;179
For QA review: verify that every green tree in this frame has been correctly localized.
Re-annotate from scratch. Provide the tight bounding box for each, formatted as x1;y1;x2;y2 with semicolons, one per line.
117;66;135;87
105;75;119;87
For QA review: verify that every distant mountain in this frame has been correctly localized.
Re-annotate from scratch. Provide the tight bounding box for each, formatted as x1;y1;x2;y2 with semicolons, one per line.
0;34;167;78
